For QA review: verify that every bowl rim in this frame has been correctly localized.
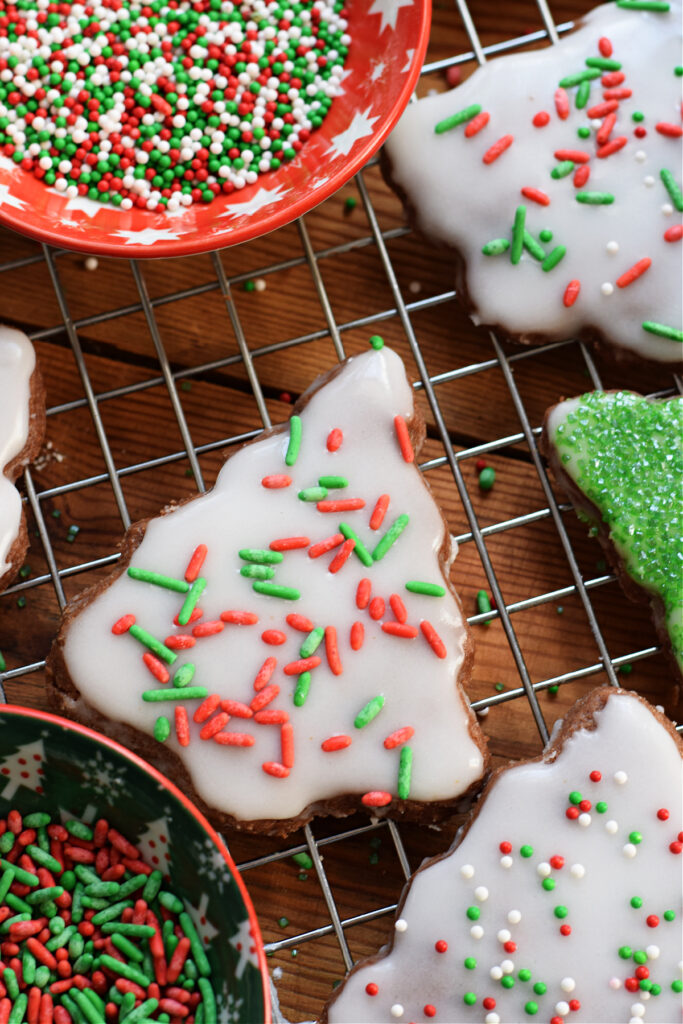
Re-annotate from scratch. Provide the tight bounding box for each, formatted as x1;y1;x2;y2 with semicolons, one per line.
0;0;432;259
0;701;272;1024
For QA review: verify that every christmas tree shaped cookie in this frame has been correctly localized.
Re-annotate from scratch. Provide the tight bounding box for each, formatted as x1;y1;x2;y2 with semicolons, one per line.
324;687;683;1024
0;326;45;592
49;343;487;835
542;391;683;681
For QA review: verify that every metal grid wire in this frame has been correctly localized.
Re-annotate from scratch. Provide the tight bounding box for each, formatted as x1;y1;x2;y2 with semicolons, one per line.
1;0;682;1017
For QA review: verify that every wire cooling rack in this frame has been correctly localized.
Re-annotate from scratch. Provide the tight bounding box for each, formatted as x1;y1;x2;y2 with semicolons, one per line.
1;1;681;1020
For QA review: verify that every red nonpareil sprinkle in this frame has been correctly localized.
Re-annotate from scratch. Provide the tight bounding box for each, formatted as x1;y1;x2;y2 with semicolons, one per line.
261;474;293;489
568;1001;580;1013
220;610;259;625
261;629;287;645
193;694;221;723
499;841;512;854
356;578;372;610
382;622;418;639
420;620;447;659
142;653;169;685
254;710;290;725
394;415;414;463
192;620;224;638
164;634;196;650
656;122;683;137
369;596;385;621
560;924;572;936
321;734;353;752
325;626;342;676
384;726;415;749
625;978;640;993
566;806;580;820
503;941;516;953
173;607;202;626
603;88;632;100
329;538;356;573
287;613;315;632
554;149;590;163
424;1007;436;1019
309;533;344;558
521;186;551;206
601;70;625;87
533;111;550;127
112;614;135;635
657;807;670;820
587;99;619;118
598;35;613;57
251;683;280;711
589;770;602;782
199;712;230;740
350;621;365;650
616;257;651;288
389;594;407;624
214;732;255;747
573;165;590;187
482;134;514;164
262;762;289;779
254;656;277;691
284;656;321;676
550;855;564;869
596;112;617;145
550;1017;564;1024
369;494;390;531
554;88;570;120
220;700;253;718
281;723;295;768
174;707;190;747
563;280;581;307
646;915;660;928
483;997;496;1010
464;110;490;137
327;428;343;452
317;498;365;513
669;841;682;854
435;940;448;954
365;982;378;996
476;459;488;473
361;791;392;807
635;967;649;980
184;543;207;582
269;536;310;551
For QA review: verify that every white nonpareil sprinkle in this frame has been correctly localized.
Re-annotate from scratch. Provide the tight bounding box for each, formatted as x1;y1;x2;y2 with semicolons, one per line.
614;770;628;784
390;1005;404;1018
561;978;576;993
394;919;407;933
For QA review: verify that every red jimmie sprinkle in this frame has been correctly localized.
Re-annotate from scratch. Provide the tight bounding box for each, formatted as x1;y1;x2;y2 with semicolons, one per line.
214;732;255;746
112;614;135;635
269;536;310;551
616;257;652;288
254;656;277;691
329;537;356;573
554;149;590;163
601;70;625;87
262;629;287;645
603;88;632;100
596;112;617;146
356;578;372;610
587;99;619;118
174;706;190;747
361;791;392;807
194;694;221;723
656;122;683;137
262;762;289;779
251;683;280;711
384;726;415;749
281;723;295;768
173;607;202;626
287;613;315;632
521;186;551;206
597;135;628;158
482;134;514;165
142;653;169;685
199;712;230;740
573;165;590;188
563;280;581;307
420;620;447;658
220;610;259;625
309;533;344;558
261;474;293;489
369;596;385;620
554;88;570;120
317;498;365;513
394;415;414;463
220;700;253;718
389;593;408;624
192;620;224;637
664;225;683;243
464;110;490;137
283;656;321;676
164;634;196;650
321;734;352;752
325;625;342;676
370;493;390;531
326;428;343;452
532;111;550;127
350;621;365;650
255;708;289;724
382;622;418;639
184;543;207;582
598;35;613;57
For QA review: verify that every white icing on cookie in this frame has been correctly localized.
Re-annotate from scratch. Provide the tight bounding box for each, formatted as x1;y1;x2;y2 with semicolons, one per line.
59;346;486;825
0;326;36;580
385;1;683;363
326;690;683;1024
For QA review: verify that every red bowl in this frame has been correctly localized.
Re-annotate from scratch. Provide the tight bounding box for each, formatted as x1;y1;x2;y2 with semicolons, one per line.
0;0;430;259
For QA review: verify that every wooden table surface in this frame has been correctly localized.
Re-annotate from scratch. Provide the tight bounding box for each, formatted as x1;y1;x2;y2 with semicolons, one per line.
0;2;680;1021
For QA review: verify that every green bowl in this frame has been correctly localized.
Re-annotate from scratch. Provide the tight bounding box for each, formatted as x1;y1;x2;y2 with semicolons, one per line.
0;703;271;1023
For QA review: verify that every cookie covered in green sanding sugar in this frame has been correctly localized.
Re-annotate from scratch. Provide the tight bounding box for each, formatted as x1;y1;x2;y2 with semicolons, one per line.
543;390;683;677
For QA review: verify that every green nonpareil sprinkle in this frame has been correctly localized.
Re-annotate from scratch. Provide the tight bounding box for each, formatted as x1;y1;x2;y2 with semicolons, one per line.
127;568;190;593
318;476;348;489
252;581;300;601
510;205;526;265
575;191;615;204
299;627;325;658
405;581;446;597
240;564;276;580
575;79;591;108
551;160;575;179
482;238;510;256
558;68;601;87
642;321;683;342
285;415;303;467
397;746;413;800
173;663;196;688
338;523;373;567
660;168;683;211
541;245;567;272
354;694;385;729
372;514;409;561
177;576;207;626
585;56;622;71
369;335;385;350
142;686;208;702
128;624;178;665
293;671;312;707
298;486;328;502
523;230;547;260
238;548;284;565
616;0;669;9
292;852;314;870
434;103;482;134
154;716;171;741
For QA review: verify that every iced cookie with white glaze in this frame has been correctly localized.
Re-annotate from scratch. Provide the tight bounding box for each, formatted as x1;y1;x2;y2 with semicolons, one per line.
384;0;683;365
323;687;683;1024
48;342;487;836
0;326;45;593
541;390;683;681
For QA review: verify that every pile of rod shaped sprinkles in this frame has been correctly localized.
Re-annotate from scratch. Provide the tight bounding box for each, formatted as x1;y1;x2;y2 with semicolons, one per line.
0;0;349;211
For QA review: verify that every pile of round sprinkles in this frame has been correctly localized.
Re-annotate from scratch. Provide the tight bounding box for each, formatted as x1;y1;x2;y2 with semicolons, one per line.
0;0;350;211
